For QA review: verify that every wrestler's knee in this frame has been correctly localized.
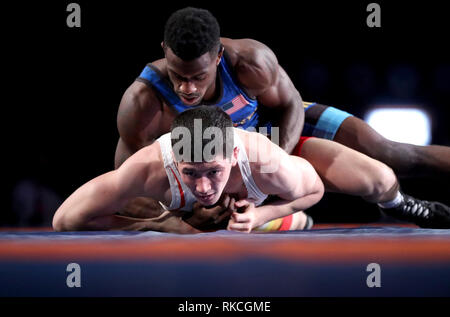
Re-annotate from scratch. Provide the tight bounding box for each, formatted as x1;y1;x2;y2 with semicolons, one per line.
361;160;397;203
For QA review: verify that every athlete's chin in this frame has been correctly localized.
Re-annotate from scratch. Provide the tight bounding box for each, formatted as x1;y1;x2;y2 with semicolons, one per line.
197;193;220;206
179;94;202;106
208;196;221;206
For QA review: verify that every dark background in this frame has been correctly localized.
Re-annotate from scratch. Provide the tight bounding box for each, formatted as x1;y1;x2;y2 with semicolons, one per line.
3;0;449;226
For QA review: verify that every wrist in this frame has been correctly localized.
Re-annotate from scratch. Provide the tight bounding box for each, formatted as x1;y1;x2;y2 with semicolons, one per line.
252;205;275;228
254;204;292;228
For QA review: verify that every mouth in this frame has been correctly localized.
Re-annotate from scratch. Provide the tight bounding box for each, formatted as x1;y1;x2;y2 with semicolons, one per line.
179;94;200;105
196;193;216;202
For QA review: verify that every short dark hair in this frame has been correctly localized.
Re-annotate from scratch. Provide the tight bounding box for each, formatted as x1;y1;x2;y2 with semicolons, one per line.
164;7;221;61
170;106;234;162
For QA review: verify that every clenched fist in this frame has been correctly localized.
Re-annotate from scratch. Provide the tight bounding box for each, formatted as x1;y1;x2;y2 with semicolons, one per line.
183;194;237;230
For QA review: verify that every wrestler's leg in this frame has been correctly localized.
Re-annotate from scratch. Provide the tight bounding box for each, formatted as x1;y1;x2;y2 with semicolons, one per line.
298;137;398;203
296;137;450;228
333;116;450;178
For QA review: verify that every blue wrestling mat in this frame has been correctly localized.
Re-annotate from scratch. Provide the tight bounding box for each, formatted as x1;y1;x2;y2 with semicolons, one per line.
1;226;450;298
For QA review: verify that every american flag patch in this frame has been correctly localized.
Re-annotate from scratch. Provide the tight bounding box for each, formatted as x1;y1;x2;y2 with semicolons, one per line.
224;94;249;115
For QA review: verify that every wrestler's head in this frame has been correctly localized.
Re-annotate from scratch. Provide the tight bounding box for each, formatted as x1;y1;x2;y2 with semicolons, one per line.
162;7;223;106
170;106;238;206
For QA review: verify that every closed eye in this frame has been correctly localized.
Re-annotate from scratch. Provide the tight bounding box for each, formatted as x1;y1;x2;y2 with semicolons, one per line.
193;75;207;81
170;70;207;82
174;73;186;81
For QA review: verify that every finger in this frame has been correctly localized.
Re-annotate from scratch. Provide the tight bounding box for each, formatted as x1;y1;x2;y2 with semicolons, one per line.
220;194;231;209
180;223;203;234
228;197;237;212
193;201;203;209
215;207;234;224
170;210;185;218
227;222;252;233
207;202;229;214
219;197;236;216
231;211;250;223
234;199;249;208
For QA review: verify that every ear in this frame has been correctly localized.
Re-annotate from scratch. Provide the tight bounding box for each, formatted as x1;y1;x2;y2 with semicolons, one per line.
216;44;224;66
161;41;166;53
231;146;239;167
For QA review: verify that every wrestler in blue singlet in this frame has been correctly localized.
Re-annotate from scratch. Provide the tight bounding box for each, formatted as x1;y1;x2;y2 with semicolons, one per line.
137;50;353;140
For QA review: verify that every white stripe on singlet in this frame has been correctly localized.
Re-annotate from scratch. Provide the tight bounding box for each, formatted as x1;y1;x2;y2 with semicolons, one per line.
157;133;197;211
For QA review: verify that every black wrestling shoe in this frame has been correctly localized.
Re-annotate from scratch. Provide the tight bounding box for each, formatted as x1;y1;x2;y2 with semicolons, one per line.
304;215;314;230
380;193;450;229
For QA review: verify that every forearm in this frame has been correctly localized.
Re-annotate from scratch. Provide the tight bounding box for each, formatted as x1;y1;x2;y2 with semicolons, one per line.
81;214;163;231
103;211;201;234
53;173;130;231
277;97;304;153
82;210;185;231
57;207;200;234
254;187;323;228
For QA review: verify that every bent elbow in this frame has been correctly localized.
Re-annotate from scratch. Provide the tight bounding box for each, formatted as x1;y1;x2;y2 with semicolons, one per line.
310;176;325;205
316;176;325;198
52;208;80;232
52;213;65;232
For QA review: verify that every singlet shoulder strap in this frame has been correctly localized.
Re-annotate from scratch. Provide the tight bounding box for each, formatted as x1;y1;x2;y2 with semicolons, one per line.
137;63;181;108
220;50;255;101
157;133;197;211
234;130;268;205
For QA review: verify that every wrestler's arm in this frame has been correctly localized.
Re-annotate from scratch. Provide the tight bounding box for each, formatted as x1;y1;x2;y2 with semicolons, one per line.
236;40;304;153
112;83;176;219
53;146;175;232
115;82;160;168
233;134;324;230
253;153;324;227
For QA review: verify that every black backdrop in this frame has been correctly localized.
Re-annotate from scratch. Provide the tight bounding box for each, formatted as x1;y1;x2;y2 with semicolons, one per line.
3;0;450;225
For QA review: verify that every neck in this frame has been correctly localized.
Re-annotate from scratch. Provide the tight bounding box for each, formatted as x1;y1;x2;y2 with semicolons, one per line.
223;165;247;199
202;70;221;103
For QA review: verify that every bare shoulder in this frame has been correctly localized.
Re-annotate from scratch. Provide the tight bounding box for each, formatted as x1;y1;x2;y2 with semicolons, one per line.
236;129;284;173
221;38;276;66
236;128;304;196
117;76;165;147
118;80;162;125
116;141;169;200
221;38;279;96
119;140;162;166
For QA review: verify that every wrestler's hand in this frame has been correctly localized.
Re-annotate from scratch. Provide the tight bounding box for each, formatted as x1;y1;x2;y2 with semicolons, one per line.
183;194;236;230
149;211;202;234
227;200;257;233
119;197;165;219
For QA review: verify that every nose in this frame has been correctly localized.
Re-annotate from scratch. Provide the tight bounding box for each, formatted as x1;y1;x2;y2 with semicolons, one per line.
195;176;211;194
179;81;197;95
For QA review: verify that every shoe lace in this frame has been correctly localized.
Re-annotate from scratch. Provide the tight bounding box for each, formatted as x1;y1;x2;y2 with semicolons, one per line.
401;197;430;219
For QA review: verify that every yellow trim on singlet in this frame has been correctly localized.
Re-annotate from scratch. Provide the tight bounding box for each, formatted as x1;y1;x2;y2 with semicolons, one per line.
233;108;258;127
254;217;283;232
303;101;314;108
